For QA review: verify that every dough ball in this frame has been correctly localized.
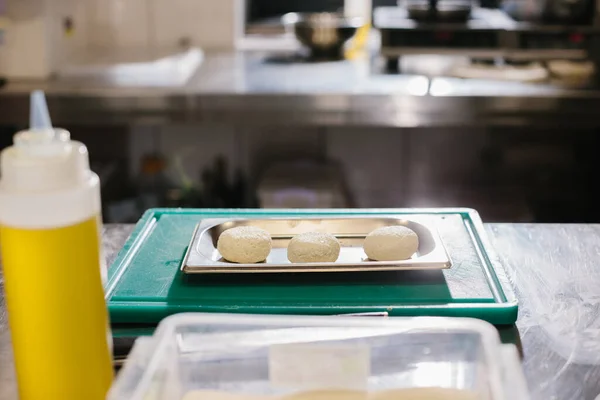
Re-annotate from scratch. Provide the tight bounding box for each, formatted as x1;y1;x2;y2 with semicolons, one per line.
287;232;340;263
363;226;419;261
217;226;272;263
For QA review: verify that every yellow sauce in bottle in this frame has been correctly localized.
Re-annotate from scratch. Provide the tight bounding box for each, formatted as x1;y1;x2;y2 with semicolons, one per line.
1;215;113;400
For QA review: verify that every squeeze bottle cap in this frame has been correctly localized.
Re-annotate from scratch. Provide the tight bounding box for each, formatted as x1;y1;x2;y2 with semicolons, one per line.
30;90;52;131
0;91;90;192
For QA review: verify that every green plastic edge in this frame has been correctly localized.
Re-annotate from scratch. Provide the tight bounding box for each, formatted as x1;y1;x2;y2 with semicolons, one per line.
106;208;519;325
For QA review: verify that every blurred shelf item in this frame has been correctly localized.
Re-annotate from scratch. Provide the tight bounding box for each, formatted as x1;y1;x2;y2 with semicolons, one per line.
258;159;351;208
105;151;174;223
137;152;174;209
405;187;533;222
4;52;600;128
58;48;203;88
199;155;257;208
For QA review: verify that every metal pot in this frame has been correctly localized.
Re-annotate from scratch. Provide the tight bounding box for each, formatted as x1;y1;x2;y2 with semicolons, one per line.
502;0;590;23
283;12;364;59
406;0;473;22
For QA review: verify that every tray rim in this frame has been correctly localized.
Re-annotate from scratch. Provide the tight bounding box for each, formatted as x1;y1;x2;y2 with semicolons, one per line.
105;208;518;325
182;216;452;274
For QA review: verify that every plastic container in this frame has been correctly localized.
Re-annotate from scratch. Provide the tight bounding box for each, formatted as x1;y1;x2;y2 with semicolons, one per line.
109;313;529;400
0;91;113;399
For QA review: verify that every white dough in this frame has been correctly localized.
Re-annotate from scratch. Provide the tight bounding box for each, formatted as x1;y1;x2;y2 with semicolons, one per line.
368;388;479;400
547;60;595;78
287;232;340;263
450;62;548;82
217;226;272;263
181;388;479;400
182;391;269;400
363;226;419;261
283;390;367;400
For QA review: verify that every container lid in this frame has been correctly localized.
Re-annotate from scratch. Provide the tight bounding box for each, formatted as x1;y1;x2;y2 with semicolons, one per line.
109;314;529;400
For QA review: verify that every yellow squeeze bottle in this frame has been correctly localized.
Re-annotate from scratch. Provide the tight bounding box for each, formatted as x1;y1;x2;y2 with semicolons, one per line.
0;91;113;399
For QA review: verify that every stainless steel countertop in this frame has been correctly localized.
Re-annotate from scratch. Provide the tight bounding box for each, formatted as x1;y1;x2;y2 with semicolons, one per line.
2;223;600;399
2;52;600;127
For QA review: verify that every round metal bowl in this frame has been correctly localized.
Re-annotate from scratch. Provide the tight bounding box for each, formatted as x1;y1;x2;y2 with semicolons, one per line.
283;12;364;59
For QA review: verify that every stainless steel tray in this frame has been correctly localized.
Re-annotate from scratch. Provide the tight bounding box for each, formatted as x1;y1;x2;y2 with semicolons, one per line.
182;216;451;273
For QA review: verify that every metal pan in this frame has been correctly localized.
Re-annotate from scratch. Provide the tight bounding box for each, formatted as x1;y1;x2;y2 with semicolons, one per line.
181;216;451;274
406;0;472;22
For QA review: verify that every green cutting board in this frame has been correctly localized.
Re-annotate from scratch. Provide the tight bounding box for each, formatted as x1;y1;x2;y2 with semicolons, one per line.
106;208;518;324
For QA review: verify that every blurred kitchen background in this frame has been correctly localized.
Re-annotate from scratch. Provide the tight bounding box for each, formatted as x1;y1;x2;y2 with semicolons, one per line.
0;0;599;222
